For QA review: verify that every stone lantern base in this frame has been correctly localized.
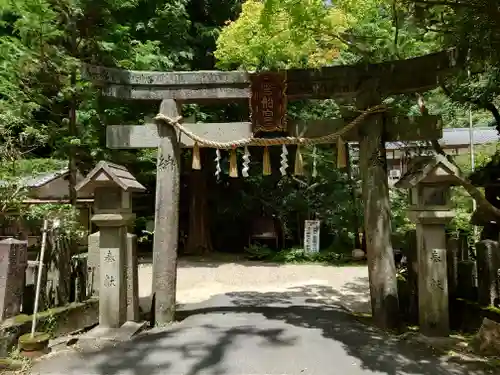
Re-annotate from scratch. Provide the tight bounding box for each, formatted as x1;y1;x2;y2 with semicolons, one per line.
411;209;454;337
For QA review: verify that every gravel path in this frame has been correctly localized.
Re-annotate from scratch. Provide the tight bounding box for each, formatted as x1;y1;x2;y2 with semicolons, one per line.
138;259;371;312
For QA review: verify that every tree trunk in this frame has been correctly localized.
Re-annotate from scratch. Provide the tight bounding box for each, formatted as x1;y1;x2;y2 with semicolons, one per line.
62;41;78;306
185;149;213;255
358;100;400;330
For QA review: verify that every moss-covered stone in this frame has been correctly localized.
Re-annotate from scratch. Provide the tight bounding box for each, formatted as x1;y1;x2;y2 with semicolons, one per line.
0;298;98;357
0;358;25;370
12;315;30;324
18;332;50;352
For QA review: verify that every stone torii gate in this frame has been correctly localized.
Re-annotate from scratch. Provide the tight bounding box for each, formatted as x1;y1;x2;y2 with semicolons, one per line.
83;49;456;328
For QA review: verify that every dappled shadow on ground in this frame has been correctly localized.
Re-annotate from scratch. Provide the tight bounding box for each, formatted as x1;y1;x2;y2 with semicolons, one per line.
219;276;371;314
61;279;494;375
77;324;295;375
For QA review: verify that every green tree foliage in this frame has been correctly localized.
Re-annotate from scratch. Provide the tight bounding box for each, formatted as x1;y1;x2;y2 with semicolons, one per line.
336;0;441;64
215;0;444;70
404;0;500;130
215;0;349;70
404;0;500;64
0;0;246;170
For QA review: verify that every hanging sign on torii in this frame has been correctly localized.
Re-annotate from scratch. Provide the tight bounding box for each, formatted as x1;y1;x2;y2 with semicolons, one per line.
249;71;287;134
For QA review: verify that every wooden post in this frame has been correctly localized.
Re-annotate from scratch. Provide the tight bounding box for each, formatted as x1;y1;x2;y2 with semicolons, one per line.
447;237;459;300
357;91;400;330
152;99;181;326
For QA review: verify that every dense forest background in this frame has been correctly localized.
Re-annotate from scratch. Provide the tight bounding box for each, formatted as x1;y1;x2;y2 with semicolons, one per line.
1;0;499;256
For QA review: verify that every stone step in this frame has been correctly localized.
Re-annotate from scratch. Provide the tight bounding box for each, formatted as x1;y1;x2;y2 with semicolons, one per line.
75;321;148;351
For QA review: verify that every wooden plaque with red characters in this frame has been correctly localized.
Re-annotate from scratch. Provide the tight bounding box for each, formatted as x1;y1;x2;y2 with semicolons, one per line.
249;71;287;134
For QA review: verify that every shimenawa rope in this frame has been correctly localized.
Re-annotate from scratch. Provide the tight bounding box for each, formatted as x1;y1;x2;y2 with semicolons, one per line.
153;104;387;149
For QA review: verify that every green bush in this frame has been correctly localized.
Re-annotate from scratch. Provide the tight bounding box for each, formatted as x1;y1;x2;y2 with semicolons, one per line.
244;243;275;260
244;244;355;265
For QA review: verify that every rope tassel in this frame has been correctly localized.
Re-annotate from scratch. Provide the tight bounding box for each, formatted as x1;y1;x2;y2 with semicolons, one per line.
229;148;238;178
294;146;304;176
263;146;271;176
337;137;347;169
192;142;201;170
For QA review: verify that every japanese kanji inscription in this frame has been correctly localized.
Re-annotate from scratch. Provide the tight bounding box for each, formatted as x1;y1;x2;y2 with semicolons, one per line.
250;71;287;133
430;249;442;263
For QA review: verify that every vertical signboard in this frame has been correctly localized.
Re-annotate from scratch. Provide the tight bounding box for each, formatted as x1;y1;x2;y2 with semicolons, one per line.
304;220;320;253
249;71;287;134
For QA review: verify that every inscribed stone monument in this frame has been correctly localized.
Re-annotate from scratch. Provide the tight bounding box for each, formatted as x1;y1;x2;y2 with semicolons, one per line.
0;239;28;320
88;231;139;320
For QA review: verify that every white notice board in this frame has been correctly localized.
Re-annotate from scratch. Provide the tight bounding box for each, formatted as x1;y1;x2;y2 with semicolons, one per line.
304;220;320;253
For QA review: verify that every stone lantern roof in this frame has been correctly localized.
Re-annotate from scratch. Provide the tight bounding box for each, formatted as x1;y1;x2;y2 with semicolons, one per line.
395;154;460;189
76;161;146;195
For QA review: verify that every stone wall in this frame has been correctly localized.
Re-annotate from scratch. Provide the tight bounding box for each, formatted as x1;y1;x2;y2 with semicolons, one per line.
0;298;98;357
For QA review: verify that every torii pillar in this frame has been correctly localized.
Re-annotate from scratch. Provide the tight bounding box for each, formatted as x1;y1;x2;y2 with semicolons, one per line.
357;85;400;330
152;99;181;326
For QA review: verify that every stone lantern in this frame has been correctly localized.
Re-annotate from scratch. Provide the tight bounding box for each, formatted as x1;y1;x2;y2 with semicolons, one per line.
76;161;145;329
395;154;460;337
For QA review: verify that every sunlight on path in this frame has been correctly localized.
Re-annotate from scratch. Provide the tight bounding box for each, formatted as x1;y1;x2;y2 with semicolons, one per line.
138;261;370;312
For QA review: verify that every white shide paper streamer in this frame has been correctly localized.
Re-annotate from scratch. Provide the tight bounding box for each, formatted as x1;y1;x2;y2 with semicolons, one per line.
242;146;251;177
280;144;289;176
215;149;221;180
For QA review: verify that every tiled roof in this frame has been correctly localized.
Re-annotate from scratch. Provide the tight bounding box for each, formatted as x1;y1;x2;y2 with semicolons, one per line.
439;127;498;146
0;168;69;188
385;127;499;150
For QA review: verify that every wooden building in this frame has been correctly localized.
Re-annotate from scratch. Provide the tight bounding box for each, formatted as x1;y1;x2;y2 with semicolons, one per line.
0;168;93;248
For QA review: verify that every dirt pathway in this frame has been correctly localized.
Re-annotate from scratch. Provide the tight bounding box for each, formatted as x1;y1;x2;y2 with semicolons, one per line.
138;259;371;313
